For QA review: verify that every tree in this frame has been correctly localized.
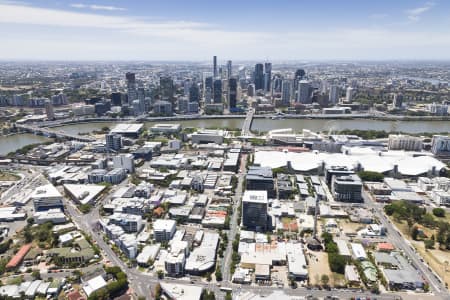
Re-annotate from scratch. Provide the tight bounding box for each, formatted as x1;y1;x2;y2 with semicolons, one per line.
424;239;435;249
31;270;41;280
206;272;212;282
225;291;232;300
156;270;164;279
215;265;223;282
321;274;330;287
357;170;384;182
411;226;419;240
433;208;446;218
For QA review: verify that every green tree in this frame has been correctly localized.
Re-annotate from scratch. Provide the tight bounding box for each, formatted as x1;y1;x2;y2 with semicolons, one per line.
424;239;435;249
215;265;223;281
357;170;384;182
31;270;41;280
433;208;446;218
411;226;419;240
225;291;232;300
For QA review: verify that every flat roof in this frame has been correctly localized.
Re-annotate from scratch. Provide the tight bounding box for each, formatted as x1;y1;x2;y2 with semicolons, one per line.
153;219;176;232
30;184;62;199
111;123;143;134
160;283;202;300
64;184;106;205
242;190;268;204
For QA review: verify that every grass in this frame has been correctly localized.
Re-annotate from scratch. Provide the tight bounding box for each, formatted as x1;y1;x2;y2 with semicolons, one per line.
0;171;20;181
390;217;450;288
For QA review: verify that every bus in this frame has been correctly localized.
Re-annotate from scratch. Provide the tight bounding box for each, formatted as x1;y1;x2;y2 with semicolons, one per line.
220;287;232;292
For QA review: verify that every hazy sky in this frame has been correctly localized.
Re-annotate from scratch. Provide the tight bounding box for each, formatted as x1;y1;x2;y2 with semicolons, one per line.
0;0;449;61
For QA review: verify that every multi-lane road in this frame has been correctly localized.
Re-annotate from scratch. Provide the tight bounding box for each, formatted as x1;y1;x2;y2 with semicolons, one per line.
62;170;450;299
362;190;449;299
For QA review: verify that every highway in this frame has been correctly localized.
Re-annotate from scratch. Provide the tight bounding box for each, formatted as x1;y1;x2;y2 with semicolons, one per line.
362;189;449;299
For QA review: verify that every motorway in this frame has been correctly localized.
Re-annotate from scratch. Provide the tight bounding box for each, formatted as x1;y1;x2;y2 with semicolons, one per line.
362;189;449;299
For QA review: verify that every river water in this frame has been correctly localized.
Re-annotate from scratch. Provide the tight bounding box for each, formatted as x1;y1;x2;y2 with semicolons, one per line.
1;118;449;154
0;133;50;155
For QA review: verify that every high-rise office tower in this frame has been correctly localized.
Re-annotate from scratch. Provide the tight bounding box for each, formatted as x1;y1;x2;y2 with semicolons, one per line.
213;79;222;103
264;62;272;92
111;92;122;106
189;83;200;103
228;77;238;109
297;80;311;103
242;190;268;232
44;99;55;120
329;85;339;105
254;63;264;90
213;56;218;78
226;60;232;79
183;79;192;97
126;72;137;103
281;80;292;106
273;76;283;93
393;93;403;108
160;76;174;102
137;87;146;114
295;69;306;80
345;87;354;103
294;68;306;92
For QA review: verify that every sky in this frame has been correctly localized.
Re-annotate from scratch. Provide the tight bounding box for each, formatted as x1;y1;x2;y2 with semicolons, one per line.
0;0;449;61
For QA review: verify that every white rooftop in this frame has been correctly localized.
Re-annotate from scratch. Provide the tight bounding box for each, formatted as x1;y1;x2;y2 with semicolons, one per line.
160;283;202;300
111;123;143;134
63;184;106;205
30;184;62;199
242;190;268;204
254;149;445;176
82;275;107;297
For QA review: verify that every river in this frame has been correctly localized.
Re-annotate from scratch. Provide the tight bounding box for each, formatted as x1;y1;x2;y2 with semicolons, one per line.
1;118;449;154
0;133;50;155
56;118;450;135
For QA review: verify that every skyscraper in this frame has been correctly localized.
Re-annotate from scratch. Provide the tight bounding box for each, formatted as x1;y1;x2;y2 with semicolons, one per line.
213;56;218;78
226;60;232;79
254;63;264;91
393;93;403;108
111;92;122;106
297;80;311;104
160;76;174;102
213;79;222;103
228;77;237;109
329;85;339;105
281;80;292;106
44;99;55;120
294;68;306;92
189;83;200;103
264;62;272;92
345;87;354;103
242;190;268;232
126;72;137;103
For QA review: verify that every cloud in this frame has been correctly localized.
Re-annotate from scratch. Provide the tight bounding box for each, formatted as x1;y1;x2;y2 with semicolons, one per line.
405;1;435;22
0;3;449;60
70;3;126;11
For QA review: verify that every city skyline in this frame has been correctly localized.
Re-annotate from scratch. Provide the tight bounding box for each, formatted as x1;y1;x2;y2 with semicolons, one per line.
0;0;450;61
